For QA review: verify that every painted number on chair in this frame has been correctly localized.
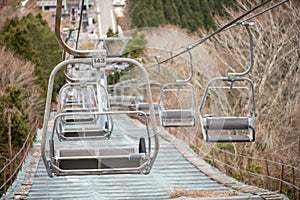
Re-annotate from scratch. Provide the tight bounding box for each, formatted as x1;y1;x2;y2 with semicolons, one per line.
93;50;107;67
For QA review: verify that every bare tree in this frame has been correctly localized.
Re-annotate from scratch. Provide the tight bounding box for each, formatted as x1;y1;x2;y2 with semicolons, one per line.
0;47;44;124
0;47;44;160
203;0;299;166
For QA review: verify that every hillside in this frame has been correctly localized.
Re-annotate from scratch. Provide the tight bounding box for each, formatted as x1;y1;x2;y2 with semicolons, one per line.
0;0;299;198
127;0;236;32
125;0;300;196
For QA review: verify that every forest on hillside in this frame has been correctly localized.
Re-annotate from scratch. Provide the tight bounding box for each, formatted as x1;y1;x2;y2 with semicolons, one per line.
128;0;236;32
197;0;299;192
0;14;63;175
0;0;298;198
128;0;299;164
127;0;299;196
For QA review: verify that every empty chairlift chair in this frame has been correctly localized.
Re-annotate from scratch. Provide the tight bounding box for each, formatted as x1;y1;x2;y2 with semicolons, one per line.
50;110;151;175
199;77;255;142
56;82;113;140
199;22;256;142
42;6;159;177
135;83;161;115
41;57;159;177
158;83;196;127
121;79;139;107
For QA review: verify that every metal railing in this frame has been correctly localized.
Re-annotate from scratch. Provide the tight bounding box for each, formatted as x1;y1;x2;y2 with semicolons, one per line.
172;127;299;200
187;136;300;200
0;119;37;196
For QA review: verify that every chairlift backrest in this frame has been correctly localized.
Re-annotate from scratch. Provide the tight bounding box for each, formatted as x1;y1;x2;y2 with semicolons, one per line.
57;83;98;113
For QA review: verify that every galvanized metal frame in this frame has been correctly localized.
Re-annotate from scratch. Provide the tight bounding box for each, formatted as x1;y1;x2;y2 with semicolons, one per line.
198;77;256;142
158;82;197;127
41;58;159;177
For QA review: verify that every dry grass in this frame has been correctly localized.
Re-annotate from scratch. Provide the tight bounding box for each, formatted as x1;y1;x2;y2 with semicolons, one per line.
169;189;238;198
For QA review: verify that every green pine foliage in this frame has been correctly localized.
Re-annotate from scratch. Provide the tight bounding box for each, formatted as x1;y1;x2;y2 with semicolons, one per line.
0;86;30;162
0;13;63;98
128;0;237;32
0;13;63;170
107;29;147;85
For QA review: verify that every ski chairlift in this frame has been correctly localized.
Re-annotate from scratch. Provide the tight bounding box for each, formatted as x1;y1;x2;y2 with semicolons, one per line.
57;82;98;125
120;79;140;107
110;79;143;107
50;110;151;176
198;22;256;142
135;82;162;115
41;57;159;177
64;63;100;82
56;81;113;141
158;82;197;127
110;81;123;107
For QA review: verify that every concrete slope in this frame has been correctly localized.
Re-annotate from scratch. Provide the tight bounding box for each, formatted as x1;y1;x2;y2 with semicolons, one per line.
3;114;268;199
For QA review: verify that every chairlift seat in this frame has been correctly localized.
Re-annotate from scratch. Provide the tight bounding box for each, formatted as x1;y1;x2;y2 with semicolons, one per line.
65;99;83;104
122;96;136;106
59;128;109;140
63;107;97;113
52;148;148;175
110;96;123;106
65;102;84;107
136;103;159;116
62;115;96;124
206;134;253;142
202;117;255;142
161;110;195;127
137;103;159;111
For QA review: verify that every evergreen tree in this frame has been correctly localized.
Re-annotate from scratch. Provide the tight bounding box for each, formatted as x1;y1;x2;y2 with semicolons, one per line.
128;0;237;32
0;13;63;98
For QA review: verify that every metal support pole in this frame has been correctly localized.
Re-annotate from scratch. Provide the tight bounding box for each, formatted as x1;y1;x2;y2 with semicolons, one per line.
265;160;271;190
224;152;228;175
279;164;284;193
247;158;251;185
239;157;243;182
